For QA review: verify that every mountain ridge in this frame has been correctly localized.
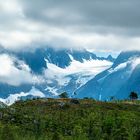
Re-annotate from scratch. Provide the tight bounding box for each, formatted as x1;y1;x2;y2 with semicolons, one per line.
75;50;140;100
0;47;113;104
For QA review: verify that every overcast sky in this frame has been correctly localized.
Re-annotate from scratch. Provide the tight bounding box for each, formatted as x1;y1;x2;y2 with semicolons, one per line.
0;0;140;55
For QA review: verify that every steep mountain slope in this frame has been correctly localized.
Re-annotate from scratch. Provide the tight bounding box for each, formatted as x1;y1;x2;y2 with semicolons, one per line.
75;51;140;100
15;47;114;73
44;58;112;97
0;47;113;104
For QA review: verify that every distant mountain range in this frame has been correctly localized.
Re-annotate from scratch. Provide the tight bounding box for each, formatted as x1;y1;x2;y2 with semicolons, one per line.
1;47;140;105
0;47;114;105
75;51;140;100
2;47;140;105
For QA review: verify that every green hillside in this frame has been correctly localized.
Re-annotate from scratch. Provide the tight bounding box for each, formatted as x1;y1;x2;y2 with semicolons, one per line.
0;99;140;140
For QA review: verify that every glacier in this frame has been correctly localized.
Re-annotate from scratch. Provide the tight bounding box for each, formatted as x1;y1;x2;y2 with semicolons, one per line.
0;47;113;104
75;51;140;100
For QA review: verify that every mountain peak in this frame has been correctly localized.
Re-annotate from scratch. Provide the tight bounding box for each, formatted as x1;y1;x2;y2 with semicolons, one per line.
107;55;115;62
75;50;140;100
112;50;140;68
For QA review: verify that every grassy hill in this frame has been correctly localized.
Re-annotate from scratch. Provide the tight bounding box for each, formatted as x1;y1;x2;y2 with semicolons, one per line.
0;98;140;140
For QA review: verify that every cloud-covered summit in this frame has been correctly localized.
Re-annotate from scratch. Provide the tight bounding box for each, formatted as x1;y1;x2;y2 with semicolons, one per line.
0;0;140;53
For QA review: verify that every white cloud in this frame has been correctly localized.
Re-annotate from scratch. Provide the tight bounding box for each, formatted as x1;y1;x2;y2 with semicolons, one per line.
0;0;23;15
0;0;140;52
0;0;140;54
0;54;43;86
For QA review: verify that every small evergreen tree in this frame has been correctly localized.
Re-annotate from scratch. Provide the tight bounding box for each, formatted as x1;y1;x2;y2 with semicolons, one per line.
129;92;138;100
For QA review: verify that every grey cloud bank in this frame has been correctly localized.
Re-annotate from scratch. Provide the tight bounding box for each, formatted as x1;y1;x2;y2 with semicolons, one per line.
0;0;140;53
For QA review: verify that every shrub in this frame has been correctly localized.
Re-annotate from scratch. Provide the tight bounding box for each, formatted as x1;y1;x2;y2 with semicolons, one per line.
70;99;80;104
59;92;69;98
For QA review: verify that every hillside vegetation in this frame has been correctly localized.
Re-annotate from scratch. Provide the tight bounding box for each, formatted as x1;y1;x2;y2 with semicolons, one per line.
0;98;140;140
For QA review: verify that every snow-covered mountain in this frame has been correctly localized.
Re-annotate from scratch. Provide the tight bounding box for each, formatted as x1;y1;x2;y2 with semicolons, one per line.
0;47;113;105
75;51;140;100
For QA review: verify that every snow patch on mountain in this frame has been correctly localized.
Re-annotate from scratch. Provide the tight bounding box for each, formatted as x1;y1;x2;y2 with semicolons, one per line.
0;87;45;105
131;57;140;69
75;52;140;100
109;62;128;73
45;86;59;96
0;48;114;103
44;58;112;87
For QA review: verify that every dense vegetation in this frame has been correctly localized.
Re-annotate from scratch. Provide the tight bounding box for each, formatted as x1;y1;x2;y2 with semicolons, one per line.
0;98;140;140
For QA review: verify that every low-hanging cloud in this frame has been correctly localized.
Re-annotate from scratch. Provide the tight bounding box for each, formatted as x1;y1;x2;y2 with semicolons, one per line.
0;54;43;86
